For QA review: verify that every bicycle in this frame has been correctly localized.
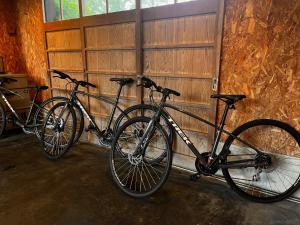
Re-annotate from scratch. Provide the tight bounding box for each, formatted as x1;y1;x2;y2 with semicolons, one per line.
0;77;68;140
41;70;173;160
110;76;300;203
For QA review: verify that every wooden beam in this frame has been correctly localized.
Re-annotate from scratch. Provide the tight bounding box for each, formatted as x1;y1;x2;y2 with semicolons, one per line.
208;0;225;149
80;10;136;27
142;0;219;21
135;0;143;104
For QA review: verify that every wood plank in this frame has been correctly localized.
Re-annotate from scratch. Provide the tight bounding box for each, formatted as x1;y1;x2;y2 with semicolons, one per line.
85;23;135;49
48;52;83;71
143;48;214;78
46;29;81;50
143;14;216;47
86;50;136;73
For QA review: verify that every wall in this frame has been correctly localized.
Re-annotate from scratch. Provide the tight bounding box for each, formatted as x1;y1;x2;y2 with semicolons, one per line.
0;0;47;99
0;0;25;73
1;0;299;130
220;0;300;133
14;0;48;99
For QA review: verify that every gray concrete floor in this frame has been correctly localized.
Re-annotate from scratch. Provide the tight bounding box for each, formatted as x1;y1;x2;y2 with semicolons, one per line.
0;132;299;225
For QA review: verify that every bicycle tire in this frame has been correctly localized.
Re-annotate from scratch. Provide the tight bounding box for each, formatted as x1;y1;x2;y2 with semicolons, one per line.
41;102;77;160
113;104;173;164
221;119;300;203
34;96;84;144
110;116;172;198
0;102;6;137
113;104;173;143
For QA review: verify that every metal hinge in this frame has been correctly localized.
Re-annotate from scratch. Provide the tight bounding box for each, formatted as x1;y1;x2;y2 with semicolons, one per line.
212;78;219;92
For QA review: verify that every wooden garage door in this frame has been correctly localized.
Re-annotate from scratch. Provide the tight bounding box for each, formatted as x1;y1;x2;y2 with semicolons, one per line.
42;0;225;166
141;1;224;165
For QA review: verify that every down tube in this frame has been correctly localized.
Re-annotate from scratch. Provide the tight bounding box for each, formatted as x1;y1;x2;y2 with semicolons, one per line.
163;110;206;162
75;98;100;132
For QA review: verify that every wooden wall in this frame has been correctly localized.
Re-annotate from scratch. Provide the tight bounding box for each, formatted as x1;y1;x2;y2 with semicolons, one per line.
15;0;48;99
0;0;25;73
0;0;47;100
220;0;300;135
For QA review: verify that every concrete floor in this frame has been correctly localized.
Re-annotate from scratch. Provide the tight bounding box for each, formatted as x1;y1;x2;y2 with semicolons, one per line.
0;132;300;225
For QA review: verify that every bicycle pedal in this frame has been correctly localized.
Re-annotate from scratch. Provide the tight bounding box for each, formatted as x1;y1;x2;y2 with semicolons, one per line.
190;173;201;182
85;124;96;132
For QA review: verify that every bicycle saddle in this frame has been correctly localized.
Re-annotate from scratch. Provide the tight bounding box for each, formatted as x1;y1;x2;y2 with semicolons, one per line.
211;94;246;103
110;78;134;86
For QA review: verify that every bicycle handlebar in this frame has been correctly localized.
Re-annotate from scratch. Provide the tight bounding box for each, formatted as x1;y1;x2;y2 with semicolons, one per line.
137;76;180;97
51;70;96;88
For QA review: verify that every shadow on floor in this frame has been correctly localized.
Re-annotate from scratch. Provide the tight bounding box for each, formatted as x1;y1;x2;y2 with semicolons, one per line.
0;133;299;225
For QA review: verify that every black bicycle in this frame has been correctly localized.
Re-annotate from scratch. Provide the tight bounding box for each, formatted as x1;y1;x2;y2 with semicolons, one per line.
0;77;69;140
41;70;173;160
110;76;300;203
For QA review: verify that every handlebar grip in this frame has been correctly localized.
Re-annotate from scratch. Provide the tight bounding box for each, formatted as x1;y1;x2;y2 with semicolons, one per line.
87;82;96;88
137;76;157;89
51;69;70;80
173;91;181;96
78;81;96;88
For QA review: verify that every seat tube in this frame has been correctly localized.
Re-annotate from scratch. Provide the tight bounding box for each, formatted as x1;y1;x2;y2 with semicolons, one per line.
107;84;123;128
210;103;230;158
26;89;39;124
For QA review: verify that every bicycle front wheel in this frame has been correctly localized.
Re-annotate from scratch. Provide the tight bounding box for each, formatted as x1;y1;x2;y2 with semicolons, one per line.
113;104;173;144
41;102;76;160
110;116;172;198
221;119;300;203
34;96;84;144
113;104;174;163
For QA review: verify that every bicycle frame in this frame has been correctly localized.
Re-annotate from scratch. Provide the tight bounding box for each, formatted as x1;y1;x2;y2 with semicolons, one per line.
138;100;263;171
0;86;42;128
56;84;130;139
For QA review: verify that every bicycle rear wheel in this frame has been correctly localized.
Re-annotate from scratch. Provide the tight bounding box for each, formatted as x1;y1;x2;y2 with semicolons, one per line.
221;119;300;203
110;116;172;198
41;102;76;160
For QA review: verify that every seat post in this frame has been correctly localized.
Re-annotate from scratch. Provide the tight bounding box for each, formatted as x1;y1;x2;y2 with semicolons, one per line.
209;103;231;159
32;88;40;102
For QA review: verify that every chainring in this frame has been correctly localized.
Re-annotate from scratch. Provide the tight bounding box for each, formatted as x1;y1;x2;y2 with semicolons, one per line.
99;129;113;148
195;152;218;176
